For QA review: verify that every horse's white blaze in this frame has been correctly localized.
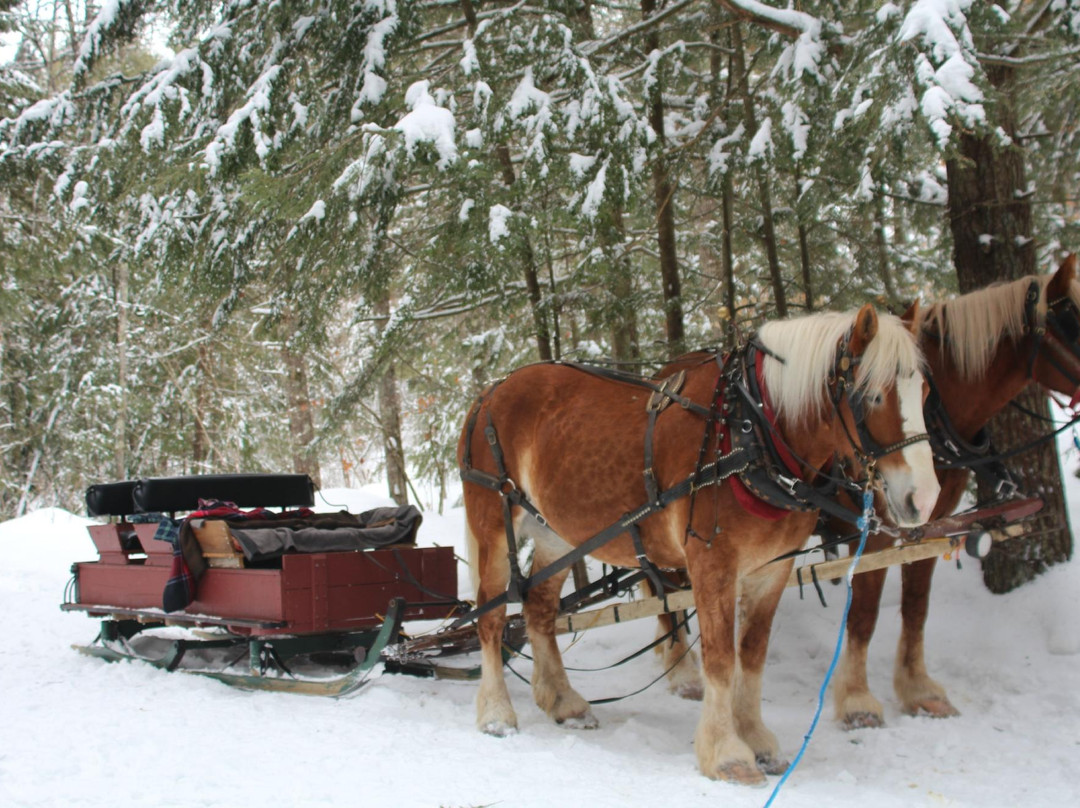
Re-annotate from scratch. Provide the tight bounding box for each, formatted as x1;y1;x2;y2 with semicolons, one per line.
884;373;939;527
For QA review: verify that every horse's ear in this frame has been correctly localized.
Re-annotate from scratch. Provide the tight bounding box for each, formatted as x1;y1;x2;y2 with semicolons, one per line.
849;303;879;357
900;299;920;330
1047;253;1078;298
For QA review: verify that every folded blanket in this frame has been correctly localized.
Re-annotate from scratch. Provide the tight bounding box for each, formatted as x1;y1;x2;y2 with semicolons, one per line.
228;507;422;563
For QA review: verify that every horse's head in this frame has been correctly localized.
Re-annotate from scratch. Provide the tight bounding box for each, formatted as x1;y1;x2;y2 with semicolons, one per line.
1029;254;1080;407
757;305;940;528
832;304;940;527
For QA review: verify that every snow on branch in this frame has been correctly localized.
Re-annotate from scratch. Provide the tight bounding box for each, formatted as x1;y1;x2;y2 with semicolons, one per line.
204;65;283;174
718;1;829;82
73;0;143;82
898;0;985;146
394;81;458;169
350;1;402;122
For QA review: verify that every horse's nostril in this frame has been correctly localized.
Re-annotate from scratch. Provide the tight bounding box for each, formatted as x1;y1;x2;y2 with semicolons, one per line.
904;491;917;515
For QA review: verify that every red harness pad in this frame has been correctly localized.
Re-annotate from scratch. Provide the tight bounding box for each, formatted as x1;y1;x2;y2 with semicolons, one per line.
721;357;806;522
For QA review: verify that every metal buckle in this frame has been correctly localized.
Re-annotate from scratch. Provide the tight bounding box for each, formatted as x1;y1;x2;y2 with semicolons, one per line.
775;473;799;496
995;478;1018;500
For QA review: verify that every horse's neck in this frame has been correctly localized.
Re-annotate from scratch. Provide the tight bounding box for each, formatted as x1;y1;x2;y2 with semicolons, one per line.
927;336;1031;439
774;410;836;477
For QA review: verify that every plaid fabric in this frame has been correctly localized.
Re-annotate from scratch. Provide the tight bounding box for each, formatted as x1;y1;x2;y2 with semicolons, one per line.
162;522;196;613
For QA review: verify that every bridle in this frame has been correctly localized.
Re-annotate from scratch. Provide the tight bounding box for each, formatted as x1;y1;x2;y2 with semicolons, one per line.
828;328;932;468
1027;280;1080;409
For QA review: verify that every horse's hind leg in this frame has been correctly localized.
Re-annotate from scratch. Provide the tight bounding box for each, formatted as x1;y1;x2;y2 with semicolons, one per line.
895;557;958;717
734;562;791;776
650;572;703;701
469;518;519;736
524;533;597;728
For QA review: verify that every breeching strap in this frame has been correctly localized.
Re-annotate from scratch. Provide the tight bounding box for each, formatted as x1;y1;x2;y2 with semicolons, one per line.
451;446;753;630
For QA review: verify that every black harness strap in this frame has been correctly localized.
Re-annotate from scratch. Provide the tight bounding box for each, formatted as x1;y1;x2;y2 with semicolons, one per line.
923;375;1018;498
451;446;755;629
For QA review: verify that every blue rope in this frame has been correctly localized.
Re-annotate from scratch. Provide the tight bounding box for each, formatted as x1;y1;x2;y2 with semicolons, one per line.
762;487;874;807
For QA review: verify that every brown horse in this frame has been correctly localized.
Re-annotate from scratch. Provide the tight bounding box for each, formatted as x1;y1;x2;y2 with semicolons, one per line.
458;304;941;784
829;254;1080;729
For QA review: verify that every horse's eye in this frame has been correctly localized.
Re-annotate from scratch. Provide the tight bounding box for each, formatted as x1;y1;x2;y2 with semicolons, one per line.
869;392;884;407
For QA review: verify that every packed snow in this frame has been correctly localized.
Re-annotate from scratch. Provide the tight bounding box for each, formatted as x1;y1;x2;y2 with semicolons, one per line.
2;455;1079;806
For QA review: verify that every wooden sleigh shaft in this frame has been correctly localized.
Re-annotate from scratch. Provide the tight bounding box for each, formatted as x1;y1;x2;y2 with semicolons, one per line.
555;517;1035;636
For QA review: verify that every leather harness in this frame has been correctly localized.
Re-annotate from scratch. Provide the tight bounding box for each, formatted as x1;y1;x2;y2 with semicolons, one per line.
453;333;916;628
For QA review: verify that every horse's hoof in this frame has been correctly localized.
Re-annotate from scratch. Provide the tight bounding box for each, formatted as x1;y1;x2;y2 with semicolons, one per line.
842;711;885;731
672;681;704;701
907;697;959;718
480;720;518;737
712;761;768;787
756;754;789;776
556;710;599;730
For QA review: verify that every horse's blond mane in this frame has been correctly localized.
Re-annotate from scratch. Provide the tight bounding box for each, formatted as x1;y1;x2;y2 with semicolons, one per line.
916;274;1080;380
757;310;922;423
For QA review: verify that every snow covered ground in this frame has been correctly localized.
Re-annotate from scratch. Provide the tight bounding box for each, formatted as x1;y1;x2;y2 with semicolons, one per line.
2;462;1079;807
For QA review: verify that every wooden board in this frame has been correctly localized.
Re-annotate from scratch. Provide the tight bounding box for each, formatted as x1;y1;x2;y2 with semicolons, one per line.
191;520;245;568
554;528;1013;635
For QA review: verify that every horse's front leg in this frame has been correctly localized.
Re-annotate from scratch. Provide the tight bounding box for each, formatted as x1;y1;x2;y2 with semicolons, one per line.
524;537;597;728
895;557;959;717
686;548;763;786
734;561;792;775
833;532;893;729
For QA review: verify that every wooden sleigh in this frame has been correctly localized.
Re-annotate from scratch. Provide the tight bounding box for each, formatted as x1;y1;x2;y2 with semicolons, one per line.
63;474;1043;694
62;474;459;695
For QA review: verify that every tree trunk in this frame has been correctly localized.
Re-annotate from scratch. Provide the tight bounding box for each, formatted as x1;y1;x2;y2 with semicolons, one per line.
945;64;1072;592
281;328;321;486
643;0;686;356
795;167;813;312
731;22;786;318
374;295;409;506
608;206;640;367
496;144;552;361
192;341;213;470
873;192;898;308
115;261;128;480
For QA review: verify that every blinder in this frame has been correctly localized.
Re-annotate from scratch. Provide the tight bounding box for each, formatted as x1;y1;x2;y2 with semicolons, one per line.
1028;280;1080;409
830;328;931;465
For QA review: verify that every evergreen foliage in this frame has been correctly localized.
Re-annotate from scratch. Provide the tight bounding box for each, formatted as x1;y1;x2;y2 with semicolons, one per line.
0;0;1077;558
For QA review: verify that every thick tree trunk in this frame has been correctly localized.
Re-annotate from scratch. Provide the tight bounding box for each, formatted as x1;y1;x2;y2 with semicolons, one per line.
945;64;1072;592
643;0;686;356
